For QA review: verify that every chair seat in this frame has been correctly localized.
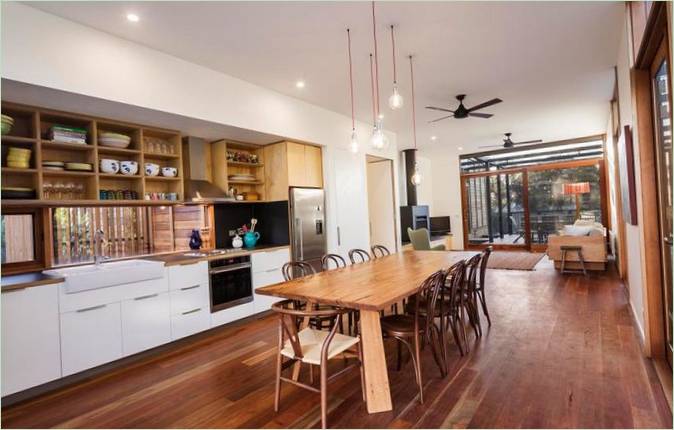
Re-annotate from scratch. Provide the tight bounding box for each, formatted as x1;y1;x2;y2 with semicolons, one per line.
281;328;359;365
380;314;428;337
404;297;454;317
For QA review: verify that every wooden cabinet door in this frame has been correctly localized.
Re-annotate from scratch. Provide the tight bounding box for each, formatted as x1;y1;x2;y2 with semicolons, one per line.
304;145;323;187
1;284;62;396
287;142;307;186
264;142;290;201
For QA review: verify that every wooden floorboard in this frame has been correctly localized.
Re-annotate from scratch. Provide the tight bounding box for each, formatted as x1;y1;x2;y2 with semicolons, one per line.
2;260;671;428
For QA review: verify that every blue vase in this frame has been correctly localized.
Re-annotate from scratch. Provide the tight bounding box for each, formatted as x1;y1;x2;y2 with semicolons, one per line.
189;229;202;250
243;231;260;248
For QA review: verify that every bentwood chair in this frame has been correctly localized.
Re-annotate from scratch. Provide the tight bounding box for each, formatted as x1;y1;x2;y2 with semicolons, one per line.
272;300;365;429
321;253;347;270
380;269;448;404
348;248;371;264
463;253;484;338
475;246;493;326
282;262;335;331
370;244;391;258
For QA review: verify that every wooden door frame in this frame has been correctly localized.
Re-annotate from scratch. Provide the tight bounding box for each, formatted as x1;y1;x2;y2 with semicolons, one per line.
460;158;608;252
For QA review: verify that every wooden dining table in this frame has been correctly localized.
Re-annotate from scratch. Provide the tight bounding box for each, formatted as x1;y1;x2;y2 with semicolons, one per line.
256;250;475;414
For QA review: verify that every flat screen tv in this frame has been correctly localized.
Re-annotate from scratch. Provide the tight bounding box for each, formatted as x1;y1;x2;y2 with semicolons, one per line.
429;216;451;235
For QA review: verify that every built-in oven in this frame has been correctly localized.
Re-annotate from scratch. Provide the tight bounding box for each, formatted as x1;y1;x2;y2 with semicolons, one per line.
209;255;253;313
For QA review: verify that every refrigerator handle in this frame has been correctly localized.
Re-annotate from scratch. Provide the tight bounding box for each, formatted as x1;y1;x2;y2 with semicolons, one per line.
337;226;341;246
298;218;304;260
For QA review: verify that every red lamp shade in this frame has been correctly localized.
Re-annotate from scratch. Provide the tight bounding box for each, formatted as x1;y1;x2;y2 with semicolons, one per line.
562;182;591;195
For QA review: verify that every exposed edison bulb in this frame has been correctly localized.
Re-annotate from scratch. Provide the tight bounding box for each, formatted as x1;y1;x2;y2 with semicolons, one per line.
410;164;422;185
349;130;359;153
388;85;404;110
369;119;389;149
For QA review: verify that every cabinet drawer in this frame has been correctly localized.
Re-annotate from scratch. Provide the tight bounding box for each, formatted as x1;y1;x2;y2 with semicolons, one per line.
121;292;171;356
211;302;256;328
168;261;208;291
169;283;209;315
251;248;290;273
171;306;210;340
60;302;123;376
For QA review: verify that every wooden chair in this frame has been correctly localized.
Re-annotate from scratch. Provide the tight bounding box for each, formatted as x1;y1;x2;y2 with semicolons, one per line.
370;244;391;258
272;300;365;429
475;246;493;326
380;269;448;404
282;261;316;281
321;253;347;270
463;253;483;338
348;248;371;264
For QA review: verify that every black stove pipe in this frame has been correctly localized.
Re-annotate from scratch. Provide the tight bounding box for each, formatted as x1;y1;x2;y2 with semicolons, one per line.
402;149;418;206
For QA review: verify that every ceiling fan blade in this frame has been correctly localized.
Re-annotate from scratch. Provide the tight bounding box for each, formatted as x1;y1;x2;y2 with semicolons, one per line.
468;112;493;118
425;106;455;113
512;139;543;145
467;98;502;112
428;115;454;123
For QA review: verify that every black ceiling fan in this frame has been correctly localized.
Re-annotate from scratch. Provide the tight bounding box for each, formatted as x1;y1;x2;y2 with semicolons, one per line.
426;94;502;123
479;133;543;149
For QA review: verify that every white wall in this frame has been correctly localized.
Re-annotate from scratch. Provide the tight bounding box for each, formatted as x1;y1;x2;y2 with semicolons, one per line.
0;2;402;255
366;160;398;251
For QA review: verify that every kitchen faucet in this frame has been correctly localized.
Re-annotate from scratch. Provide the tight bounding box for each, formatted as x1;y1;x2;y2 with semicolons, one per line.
94;229;109;266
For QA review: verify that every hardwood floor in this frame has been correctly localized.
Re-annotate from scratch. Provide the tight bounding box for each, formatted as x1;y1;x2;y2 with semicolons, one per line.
2;260;672;428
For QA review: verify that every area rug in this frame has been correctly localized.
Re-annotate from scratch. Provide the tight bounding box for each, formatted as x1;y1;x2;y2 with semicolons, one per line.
486;251;545;271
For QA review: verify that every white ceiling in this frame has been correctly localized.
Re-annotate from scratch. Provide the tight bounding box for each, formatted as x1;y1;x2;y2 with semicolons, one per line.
23;1;623;151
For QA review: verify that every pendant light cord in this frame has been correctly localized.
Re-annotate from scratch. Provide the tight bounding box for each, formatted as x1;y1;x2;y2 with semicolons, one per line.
370;54;376;124
347;29;355;131
390;25;397;84
372;1;380;116
409;55;417;150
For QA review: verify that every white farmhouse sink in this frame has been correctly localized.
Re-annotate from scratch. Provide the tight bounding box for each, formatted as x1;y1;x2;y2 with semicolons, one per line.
44;259;165;294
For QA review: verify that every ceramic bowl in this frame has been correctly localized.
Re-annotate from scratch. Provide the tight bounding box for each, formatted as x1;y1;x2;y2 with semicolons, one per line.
144;163;160;176
100;158;120;174
161;167;177;177
120;160;138;175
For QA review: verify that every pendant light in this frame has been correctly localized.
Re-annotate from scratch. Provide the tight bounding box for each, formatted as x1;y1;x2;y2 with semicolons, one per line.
369;54;388;149
409;54;422;185
346;29;358;153
388;25;403;110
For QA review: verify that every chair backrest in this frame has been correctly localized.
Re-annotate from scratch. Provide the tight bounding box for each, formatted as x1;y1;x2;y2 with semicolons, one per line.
281;261;316;281
478;246;492;288
370;244;391;258
465;253;482;294
271;300;346;360
348;248;371;264
321;253;347;270
407;227;432;250
440;260;467;312
411;269;449;332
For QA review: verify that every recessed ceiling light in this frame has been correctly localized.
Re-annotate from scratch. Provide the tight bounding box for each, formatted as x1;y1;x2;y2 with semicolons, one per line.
295;80;305;89
430;136;437;141
126;13;140;22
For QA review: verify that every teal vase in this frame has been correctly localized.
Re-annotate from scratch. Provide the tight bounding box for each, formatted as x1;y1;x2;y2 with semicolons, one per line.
243;231;260;248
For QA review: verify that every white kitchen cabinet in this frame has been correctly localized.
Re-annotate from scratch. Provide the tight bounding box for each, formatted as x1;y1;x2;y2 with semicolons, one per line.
168;261;208;291
121;292;171;356
169;284;209;316
1;283;62;396
252;268;285;313
251;247;290;272
60;302;123;376
167;261;210;339
171;306;211;340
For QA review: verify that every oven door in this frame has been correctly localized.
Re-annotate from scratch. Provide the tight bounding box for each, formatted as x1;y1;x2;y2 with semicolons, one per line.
209;262;253;313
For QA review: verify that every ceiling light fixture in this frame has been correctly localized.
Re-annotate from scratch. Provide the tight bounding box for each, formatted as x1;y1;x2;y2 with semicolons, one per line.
409;54;422;186
458;146;464;150
295;80;305;89
346;29;358;154
430;136;437;141
126;13;139;22
369;53;388;150
388;25;404;110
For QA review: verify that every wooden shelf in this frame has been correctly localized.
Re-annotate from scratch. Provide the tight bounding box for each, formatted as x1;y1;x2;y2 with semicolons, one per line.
97;146;141;155
42;170;95;177
1;167;38;174
228;180;264;185
144;176;181;181
1;136;38;145
144;152;179;160
99;173;142;179
227;161;264;168
41;141;94;151
2;199;180;208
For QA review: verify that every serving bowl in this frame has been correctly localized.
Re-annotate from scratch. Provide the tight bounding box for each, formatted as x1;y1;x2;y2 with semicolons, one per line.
120;161;139;175
99;158;120;174
161;167;177;177
144;163;160;176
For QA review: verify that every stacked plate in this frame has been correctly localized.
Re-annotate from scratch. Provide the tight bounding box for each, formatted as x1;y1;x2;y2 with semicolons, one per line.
1;114;14;135
228;173;256;182
65;162;93;172
42;160;65;171
6;147;31;169
1;186;36;199
99;131;131;149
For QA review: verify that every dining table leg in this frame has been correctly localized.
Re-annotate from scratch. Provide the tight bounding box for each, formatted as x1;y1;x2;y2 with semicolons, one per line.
359;309;393;413
291;300;315;381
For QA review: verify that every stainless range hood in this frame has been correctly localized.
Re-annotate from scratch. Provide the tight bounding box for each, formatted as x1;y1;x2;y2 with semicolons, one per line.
183;136;234;203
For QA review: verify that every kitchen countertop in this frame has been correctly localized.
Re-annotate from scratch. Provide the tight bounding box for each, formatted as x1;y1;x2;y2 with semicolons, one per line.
143;244;290;266
1;272;65;292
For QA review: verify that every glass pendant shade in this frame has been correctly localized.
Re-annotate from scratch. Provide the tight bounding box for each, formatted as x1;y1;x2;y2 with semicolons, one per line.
349;130;359;153
410;164;422;185
388;85;404;109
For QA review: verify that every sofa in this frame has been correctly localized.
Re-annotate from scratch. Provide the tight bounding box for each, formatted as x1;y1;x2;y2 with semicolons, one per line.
547;220;607;271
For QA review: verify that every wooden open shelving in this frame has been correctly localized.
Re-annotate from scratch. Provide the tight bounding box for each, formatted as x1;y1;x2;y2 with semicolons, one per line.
1;101;184;206
212;140;266;201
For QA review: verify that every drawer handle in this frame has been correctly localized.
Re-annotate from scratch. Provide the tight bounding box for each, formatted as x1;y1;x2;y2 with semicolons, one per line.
180;285;200;291
264;268;278;273
76;304;106;313
182;307;201;315
179;261;201;266
134;293;159;301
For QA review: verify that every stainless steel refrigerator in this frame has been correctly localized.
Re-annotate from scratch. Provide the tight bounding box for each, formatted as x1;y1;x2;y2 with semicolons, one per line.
289;187;326;272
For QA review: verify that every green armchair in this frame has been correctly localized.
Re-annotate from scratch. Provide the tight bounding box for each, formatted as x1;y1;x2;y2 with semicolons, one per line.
407;227;446;251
